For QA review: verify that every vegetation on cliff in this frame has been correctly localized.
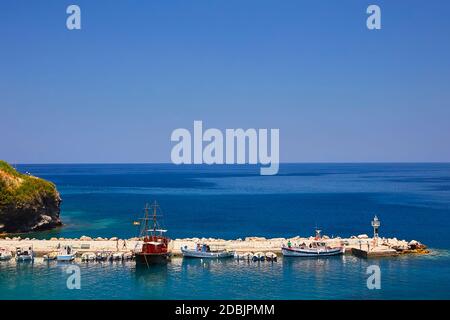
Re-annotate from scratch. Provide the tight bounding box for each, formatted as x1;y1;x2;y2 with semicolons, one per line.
0;160;62;233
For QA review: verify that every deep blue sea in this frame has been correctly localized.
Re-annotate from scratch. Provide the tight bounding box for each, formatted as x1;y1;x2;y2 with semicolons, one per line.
1;163;450;299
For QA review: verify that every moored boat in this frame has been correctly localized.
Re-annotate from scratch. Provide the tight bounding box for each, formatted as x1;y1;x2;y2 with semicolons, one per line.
95;251;110;262
282;229;344;257
282;245;344;257
15;247;34;262
252;252;265;261
181;244;234;259
134;201;171;266
110;252;124;261
81;252;96;262
56;245;77;261
234;252;252;260
0;248;12;261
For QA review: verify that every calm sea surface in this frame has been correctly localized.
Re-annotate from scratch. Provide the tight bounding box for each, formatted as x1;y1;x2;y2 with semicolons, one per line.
1;163;450;299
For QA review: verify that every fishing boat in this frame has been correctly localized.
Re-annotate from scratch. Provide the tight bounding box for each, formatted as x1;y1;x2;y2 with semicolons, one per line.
134;201;170;265
181;244;234;259
56;245;77;261
0;248;12;261
15;247;34;262
282;229;345;257
282;244;344;257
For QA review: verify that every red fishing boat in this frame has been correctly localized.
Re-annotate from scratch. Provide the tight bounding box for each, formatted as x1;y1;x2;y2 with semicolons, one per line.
134;201;170;266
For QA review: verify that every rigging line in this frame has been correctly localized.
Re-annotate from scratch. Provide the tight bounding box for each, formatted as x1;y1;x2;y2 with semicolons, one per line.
156;202;166;229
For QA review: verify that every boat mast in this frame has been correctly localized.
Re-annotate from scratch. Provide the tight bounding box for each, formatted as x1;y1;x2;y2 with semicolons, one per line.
315;228;322;240
137;201;164;238
137;203;152;239
152;201;158;233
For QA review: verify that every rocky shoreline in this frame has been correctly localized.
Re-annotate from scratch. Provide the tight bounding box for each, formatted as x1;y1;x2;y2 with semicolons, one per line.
0;161;62;233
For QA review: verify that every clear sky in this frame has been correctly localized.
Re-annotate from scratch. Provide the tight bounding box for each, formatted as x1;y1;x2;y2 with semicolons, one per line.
1;0;449;163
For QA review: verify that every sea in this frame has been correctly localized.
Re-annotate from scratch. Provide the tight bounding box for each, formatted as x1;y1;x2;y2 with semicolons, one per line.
1;163;449;299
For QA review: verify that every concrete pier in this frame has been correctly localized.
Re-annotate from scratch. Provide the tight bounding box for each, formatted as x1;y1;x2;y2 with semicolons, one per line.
352;248;399;258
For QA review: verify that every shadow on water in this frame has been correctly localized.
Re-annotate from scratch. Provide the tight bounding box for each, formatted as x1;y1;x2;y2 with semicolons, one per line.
180;257;234;271
282;255;347;274
134;263;169;289
283;254;345;264
14;260;35;274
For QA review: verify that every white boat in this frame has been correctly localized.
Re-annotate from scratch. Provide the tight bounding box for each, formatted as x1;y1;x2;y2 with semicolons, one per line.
252;252;265;261
95;251;110;261
234;252;252;260
81;252;96;262
281;241;345;257
56;246;77;261
282;244;344;257
111;252;124;261
15;247;34;262
0;248;12;261
282;229;345;257
181;244;234;259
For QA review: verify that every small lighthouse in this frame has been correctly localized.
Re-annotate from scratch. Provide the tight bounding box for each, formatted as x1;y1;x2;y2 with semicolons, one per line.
371;215;380;241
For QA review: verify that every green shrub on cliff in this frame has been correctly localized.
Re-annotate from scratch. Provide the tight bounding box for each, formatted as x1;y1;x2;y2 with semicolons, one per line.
0;160;58;211
0;160;62;233
0;160;22;177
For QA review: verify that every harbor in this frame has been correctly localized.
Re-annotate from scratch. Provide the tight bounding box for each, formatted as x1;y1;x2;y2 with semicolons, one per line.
0;210;429;266
0;212;430;262
0;201;441;300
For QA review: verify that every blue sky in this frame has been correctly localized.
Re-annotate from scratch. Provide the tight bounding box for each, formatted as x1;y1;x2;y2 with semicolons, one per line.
1;0;449;163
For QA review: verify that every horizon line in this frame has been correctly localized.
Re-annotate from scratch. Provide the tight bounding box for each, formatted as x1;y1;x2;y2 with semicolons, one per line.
10;161;450;165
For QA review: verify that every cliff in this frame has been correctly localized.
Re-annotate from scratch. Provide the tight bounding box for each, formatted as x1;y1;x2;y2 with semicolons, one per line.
0;161;62;233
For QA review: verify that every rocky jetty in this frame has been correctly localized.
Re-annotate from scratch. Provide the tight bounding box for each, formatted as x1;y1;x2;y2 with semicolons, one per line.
0;235;428;258
0;160;62;233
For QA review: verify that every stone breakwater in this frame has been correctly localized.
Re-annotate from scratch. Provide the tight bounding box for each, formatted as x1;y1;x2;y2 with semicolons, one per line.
0;234;428;258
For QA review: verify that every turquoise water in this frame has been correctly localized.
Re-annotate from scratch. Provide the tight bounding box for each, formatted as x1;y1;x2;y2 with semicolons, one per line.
1;163;450;299
0;253;449;300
